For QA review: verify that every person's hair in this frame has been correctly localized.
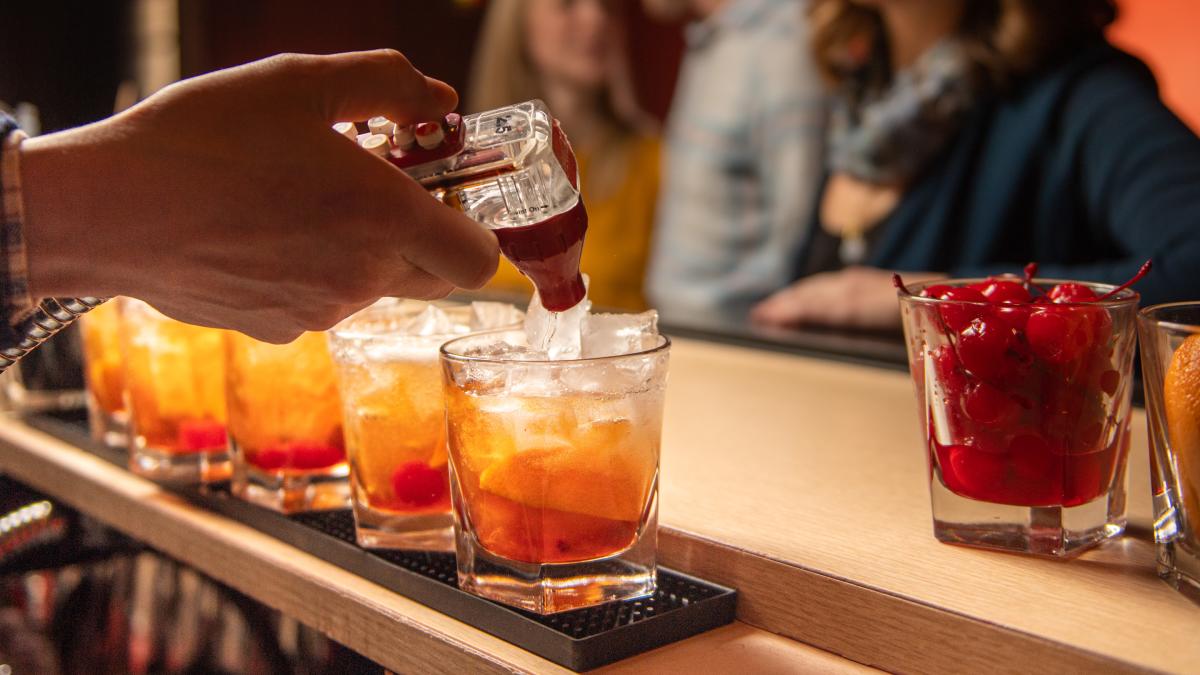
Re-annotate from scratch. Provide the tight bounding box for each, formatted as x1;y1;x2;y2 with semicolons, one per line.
466;0;654;198
809;0;1118;91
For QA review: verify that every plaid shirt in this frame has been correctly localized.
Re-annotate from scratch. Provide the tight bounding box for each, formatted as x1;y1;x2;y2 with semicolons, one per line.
645;0;826;323
0;114;35;347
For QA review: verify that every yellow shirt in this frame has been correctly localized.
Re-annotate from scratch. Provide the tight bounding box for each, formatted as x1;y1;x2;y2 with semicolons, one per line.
487;135;661;311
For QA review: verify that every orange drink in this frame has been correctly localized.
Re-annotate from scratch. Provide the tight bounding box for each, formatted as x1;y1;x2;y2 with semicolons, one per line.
226;331;346;513
441;327;669;614
79;300;127;446
119;299;228;482
329;301;522;550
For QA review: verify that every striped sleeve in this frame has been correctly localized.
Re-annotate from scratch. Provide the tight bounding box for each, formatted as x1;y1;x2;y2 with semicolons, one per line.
0;114;35;347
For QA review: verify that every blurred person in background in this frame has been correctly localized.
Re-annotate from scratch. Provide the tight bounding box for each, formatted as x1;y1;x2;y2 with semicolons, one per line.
752;0;1200;330
470;0;660;311
643;0;826;324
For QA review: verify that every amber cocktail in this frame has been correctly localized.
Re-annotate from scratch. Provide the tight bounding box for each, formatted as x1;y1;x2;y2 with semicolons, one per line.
441;327;669;614
226;331;346;513
79;300;128;447
120;299;228;482
329;302;522;550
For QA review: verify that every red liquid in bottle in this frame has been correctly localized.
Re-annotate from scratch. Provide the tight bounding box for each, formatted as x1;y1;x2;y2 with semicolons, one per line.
494;200;588;312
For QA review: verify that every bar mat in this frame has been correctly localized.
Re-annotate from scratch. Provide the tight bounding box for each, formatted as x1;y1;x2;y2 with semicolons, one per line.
22;411;737;671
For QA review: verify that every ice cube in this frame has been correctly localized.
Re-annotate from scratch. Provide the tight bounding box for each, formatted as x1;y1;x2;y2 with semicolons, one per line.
525;276;591;359
403;304;456;336
581;311;659;358
469;301;524;331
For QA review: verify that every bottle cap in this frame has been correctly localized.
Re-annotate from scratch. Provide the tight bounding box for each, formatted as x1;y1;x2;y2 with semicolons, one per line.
333;122;357;140
361;133;390;157
394;124;416;150
415;122;445;150
367;116;396;137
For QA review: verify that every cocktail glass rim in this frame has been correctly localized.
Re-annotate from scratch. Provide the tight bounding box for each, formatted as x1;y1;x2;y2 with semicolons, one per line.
1138;302;1200;334
898;277;1140;309
329;300;523;343
440;328;671;365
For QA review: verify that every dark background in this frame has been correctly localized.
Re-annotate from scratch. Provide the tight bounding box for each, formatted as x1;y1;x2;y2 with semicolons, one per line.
0;0;684;134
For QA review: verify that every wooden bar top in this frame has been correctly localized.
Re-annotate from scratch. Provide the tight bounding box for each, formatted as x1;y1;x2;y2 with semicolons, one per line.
0;334;1195;673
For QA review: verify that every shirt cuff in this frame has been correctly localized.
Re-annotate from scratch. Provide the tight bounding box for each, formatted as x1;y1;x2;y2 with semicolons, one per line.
1;128;36;331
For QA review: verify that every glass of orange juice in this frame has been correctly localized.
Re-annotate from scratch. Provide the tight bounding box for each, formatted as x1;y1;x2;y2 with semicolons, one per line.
328;301;523;550
226;331;346;513
79;300;128;447
119;299;229;482
1140;302;1200;604
440;326;669;614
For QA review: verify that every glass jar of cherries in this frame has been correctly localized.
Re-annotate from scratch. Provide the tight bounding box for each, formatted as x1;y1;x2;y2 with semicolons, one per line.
897;263;1147;557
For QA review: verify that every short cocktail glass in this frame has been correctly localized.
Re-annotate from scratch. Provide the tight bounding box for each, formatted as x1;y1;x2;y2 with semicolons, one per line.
328;302;522;550
441;328;669;614
226;331;347;513
119;299;229;482
79;300;128;447
899;279;1138;557
1139;302;1200;604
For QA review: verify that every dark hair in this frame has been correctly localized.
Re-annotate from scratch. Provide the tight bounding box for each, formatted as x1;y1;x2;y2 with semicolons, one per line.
809;0;1118;91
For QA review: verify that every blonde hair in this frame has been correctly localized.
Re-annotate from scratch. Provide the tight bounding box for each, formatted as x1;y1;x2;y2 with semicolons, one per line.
467;0;654;199
809;0;1117;92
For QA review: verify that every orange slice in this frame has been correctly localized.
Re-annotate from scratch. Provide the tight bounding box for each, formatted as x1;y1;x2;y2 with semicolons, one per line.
478;445;651;522
1165;333;1200;535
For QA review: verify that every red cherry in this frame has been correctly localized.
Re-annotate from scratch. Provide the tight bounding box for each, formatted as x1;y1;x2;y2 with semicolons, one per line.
931;344;967;399
980;279;1031;304
391;462;448;508
251;446;288;470
937;287;989;332
962;381;1020;426
946;445;1006;499
176;419;227;453
1048;283;1098;303
920;284;953;298
288;442;345;469
1026;307;1094;366
1099;369;1121;396
956;317;1012;382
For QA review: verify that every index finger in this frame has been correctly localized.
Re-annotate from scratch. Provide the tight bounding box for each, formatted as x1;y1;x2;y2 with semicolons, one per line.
304;49;458;125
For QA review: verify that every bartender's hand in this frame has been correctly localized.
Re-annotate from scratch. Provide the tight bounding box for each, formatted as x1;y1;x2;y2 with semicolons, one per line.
751;266;932;331
18;50;499;343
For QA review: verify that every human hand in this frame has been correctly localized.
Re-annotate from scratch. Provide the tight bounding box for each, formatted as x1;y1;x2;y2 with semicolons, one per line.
751;266;939;331
19;50;499;343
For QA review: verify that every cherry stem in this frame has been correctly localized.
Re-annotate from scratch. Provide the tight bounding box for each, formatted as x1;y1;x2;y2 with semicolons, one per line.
1096;259;1152;301
892;273;913;296
1022;262;1050;296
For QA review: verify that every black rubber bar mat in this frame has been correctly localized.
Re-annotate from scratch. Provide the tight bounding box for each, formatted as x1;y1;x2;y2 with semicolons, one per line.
21;411;737;672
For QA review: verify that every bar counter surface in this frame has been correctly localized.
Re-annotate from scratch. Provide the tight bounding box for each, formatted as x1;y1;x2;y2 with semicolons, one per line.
0;330;1193;673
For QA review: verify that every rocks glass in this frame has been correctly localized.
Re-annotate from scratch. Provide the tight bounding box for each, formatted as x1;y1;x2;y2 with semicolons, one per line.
899;278;1138;557
1139;302;1200;603
441;328;669;613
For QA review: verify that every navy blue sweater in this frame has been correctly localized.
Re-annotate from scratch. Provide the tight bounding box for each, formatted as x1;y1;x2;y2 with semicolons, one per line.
801;41;1200;307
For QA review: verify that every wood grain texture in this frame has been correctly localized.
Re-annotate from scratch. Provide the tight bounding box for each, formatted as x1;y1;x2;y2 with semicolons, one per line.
0;419;867;674
655;338;1188;674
